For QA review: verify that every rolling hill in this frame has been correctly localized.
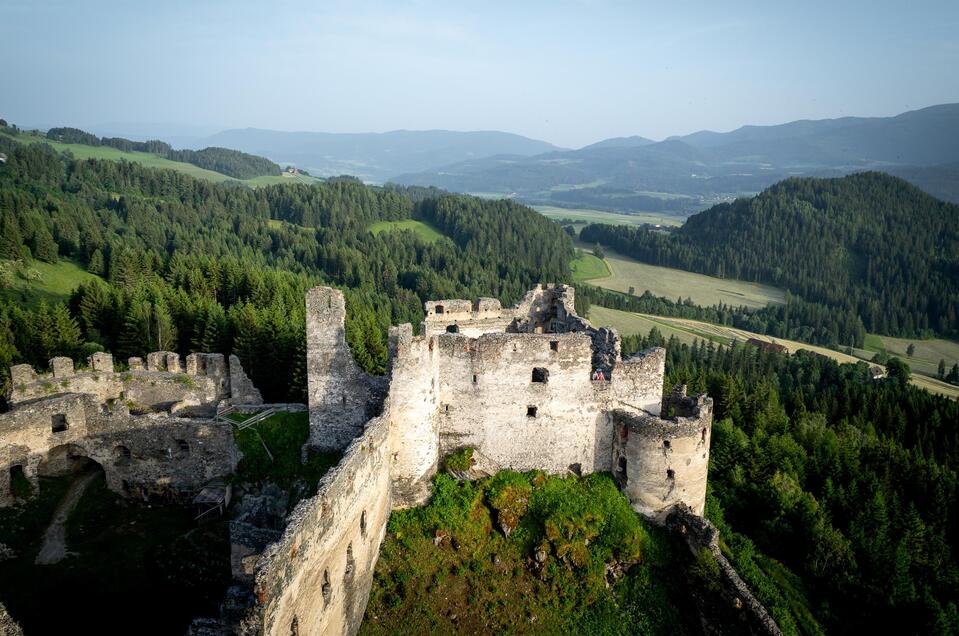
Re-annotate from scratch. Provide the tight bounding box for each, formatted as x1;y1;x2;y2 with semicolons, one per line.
580;172;959;341
393;103;959;212
194;128;564;182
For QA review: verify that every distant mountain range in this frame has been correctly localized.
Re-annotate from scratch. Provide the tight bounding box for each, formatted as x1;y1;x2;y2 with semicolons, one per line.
170;129;564;182
393;103;959;212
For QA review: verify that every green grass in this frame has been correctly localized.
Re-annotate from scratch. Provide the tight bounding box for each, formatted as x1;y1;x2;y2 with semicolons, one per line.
368;219;445;243
858;333;959;380
586;245;786;310
230;411;340;497
589;306;731;347
534;205;684;228
570;249;611;283
362;468;700;635
2;130;323;188
0;258;102;307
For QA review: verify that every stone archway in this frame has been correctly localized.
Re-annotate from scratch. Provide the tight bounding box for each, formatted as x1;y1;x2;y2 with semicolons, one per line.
37;443;101;478
35;444;105;565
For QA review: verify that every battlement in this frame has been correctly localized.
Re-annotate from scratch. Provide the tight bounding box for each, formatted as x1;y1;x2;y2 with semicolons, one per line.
7;351;259;410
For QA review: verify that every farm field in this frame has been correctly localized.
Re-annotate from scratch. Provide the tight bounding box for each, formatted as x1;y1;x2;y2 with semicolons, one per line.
859;334;959;380
533;205;684;228
590;306;959;400
0;258;102;307
580;245;786;309
570;250;610;282
368;219;444;243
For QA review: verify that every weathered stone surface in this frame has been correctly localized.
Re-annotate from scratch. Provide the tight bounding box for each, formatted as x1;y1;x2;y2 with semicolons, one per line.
666;504;783;636
229;355;263;405
305;288;376;451
612;386;713;518
0;601;23;636
0;351;256;507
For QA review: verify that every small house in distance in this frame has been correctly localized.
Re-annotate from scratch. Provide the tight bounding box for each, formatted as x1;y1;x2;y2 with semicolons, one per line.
0;153;7;164
745;337;788;354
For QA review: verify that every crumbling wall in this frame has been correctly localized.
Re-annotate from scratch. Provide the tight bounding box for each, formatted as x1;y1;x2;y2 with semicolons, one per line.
612;386;713;518
8;352;239;412
435;331;614;473
0;393;238;507
250;413;392;636
666;505;784;636
422;297;511;337
610;347;666;415
305;288;376;451
387;325;440;507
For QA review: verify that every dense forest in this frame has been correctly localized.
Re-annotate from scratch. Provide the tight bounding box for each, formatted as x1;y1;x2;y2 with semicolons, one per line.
0;136;572;403
622;330;959;635
44;126;281;179
582;173;959;342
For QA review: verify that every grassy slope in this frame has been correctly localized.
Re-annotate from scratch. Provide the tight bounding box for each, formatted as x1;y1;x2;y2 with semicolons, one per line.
859;334;959;379
0;258;102;307
578;243;786;309
1;131;323;187
591;305;959;400
362;470;700;635
534;205;684;228
570;249;611;282
368;219;445;243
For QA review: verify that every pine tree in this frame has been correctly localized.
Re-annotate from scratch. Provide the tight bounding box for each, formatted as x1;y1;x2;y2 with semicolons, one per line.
87;249;105;276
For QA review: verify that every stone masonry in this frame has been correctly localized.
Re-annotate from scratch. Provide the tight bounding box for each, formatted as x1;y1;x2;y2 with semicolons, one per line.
0;352;261;506
241;284;719;636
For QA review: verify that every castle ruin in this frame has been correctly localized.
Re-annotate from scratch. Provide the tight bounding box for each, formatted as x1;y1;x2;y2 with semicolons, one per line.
247;284;713;635
0;284;717;635
0;352;261;507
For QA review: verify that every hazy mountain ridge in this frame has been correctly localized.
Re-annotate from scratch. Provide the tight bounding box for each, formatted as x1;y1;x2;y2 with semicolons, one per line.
193;128;564;182
393;103;959;210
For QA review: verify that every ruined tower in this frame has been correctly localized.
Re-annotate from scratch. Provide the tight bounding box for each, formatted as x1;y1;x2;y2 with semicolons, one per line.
305;287;376;451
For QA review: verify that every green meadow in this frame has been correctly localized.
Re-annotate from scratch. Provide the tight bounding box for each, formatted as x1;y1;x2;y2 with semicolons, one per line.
1;131;323;187
368;219;445;243
0;258;102;307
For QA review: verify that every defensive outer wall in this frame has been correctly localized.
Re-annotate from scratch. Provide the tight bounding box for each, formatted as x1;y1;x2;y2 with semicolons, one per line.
243;284;716;635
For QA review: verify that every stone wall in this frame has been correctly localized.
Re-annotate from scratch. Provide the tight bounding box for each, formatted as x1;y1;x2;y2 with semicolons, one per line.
0;393;238;506
435;331;614;474
305;288;378;451
248;412;392;636
8;352;257;413
666;504;784;636
386;325;440;508
612;386;713;518
422;297;512;337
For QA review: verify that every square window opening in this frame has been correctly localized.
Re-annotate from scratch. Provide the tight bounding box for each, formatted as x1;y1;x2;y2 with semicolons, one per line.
51;414;68;433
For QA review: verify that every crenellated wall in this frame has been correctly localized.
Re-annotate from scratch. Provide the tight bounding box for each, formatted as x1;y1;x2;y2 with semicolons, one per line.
7;351;259;413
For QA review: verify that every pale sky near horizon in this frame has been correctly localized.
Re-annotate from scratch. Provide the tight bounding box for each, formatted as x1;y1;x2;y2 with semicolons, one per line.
2;0;958;148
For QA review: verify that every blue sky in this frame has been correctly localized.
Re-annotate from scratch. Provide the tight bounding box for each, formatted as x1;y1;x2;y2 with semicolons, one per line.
2;0;957;147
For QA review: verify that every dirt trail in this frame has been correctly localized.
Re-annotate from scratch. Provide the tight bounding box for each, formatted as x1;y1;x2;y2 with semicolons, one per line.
35;468;100;565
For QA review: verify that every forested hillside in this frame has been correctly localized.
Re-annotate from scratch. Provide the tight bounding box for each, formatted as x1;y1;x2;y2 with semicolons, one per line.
45;126;281;179
622;331;959;635
0;136;572;404
582;173;959;342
